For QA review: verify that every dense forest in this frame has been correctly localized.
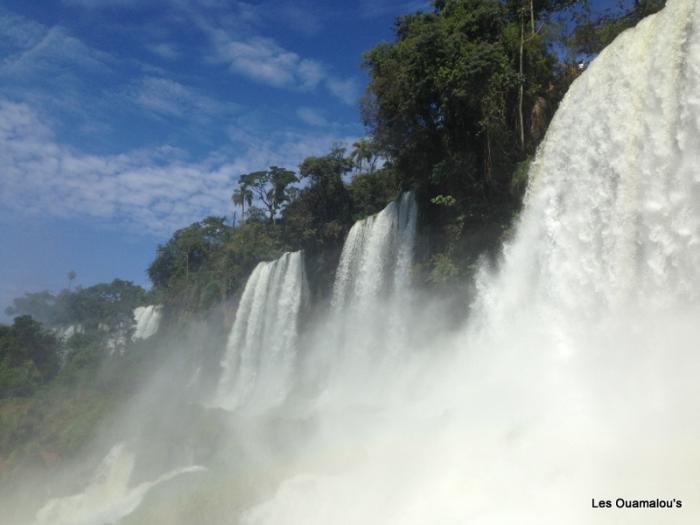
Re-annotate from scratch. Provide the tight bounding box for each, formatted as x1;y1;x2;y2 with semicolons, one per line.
0;0;663;480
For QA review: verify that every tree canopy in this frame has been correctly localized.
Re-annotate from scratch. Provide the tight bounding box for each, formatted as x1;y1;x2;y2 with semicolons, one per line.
0;316;60;398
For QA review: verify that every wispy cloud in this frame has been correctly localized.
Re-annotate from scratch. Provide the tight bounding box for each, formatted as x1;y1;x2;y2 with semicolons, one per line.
211;34;358;104
0;9;112;82
127;76;239;121
326;77;360;106
218;36;324;90
296;107;328;127
0;7;46;50
0;99;357;236
147;42;180;60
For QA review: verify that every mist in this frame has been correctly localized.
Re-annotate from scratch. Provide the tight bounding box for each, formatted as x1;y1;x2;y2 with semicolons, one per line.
3;0;700;523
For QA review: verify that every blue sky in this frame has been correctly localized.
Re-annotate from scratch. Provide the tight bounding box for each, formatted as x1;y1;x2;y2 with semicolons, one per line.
0;0;627;318
0;0;431;316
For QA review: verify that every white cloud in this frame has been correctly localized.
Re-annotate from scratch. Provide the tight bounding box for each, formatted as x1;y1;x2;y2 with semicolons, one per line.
148;42;180;60
128;76;238;120
325;76;360;106
211;35;358;104
0;99;357;236
0;8;47;50
218;37;324;90
1;24;111;78
296;107;328;127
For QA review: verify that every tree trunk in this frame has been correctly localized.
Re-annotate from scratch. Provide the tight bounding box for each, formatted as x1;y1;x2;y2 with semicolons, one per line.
529;0;535;34
518;14;525;150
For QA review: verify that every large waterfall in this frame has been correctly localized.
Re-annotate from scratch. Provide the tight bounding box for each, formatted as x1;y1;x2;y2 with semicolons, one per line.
11;1;700;523
476;0;700;323
214;251;308;411
235;1;700;523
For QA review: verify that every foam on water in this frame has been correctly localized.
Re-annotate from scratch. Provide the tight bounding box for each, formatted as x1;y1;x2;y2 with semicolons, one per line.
214;251;309;411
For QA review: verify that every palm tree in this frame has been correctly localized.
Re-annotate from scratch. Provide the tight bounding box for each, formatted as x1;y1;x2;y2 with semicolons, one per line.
67;270;77;290
231;183;253;225
351;138;378;174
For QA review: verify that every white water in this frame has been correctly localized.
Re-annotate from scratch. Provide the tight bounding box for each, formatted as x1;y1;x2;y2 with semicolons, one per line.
238;1;700;523
54;324;84;341
214;251;308;411
332;191;416;311
132;305;162;341
14;1;700;522
33;444;204;525
329;191;417;362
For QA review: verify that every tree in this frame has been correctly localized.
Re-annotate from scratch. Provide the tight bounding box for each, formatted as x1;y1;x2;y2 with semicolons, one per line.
284;146;355;253
567;0;664;57
231;183;253;224
52;279;147;329
148;217;231;289
5;291;57;325
67;270;77;290
240;167;299;222
351;138;380;174
362;0;568;220
348;167;398;218
0;316;60;397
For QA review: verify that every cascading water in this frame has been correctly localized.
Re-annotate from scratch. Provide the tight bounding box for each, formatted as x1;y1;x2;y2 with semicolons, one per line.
476;0;700;325
132;305;162;341
236;1;700;523
12;1;700;523
332;191;416;310
33;444;203;525
214;251;308;411
329;191;417;361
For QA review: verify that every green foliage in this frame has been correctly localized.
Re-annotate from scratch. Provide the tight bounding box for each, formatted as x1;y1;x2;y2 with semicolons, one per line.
238;167;299;222
6;280;146;331
285;146;355;253
56;332;104;387
568;0;665;56
4;291;57;325
348;168;399;219
350;138;381;174
430;194;458;207
148;216;284;313
510;157;531;197
0;316;60;398
362;0;633;284
429;252;462;285
362;0;530;201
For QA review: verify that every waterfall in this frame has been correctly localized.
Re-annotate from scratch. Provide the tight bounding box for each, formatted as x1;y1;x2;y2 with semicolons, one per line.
54;324;84;342
329;192;417;361
16;2;700;523
132;305;162;341
215;251;308;411
332;191;417;311
475;0;700;329
34;444;204;525
238;2;700;523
